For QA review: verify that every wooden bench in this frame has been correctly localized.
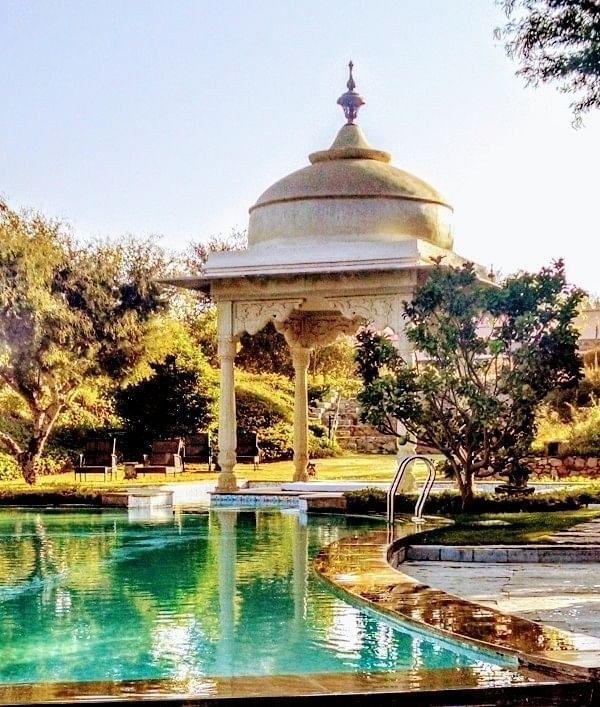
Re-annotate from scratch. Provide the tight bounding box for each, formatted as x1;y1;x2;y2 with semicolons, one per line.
183;433;213;472
237;432;261;472
74;438;117;481
136;438;184;477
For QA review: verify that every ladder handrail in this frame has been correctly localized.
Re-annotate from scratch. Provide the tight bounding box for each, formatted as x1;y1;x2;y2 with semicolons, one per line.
413;458;436;522
386;454;418;524
387;454;437;525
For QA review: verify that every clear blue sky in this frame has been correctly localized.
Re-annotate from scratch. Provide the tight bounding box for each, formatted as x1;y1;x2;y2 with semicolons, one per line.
1;1;599;293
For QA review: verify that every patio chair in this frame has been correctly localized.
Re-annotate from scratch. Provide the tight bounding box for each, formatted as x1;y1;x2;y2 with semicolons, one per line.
237;432;261;472
74;438;117;481
183;432;213;472
136;438;184;477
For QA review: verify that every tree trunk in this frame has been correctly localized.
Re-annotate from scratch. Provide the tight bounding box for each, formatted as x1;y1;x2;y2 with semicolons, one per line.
21;443;44;486
448;458;472;511
461;471;474;511
20;403;64;485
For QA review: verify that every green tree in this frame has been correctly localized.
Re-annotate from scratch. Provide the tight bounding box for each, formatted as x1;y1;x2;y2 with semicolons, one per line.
188;307;218;366
187;229;248;273
0;205;165;483
114;352;217;450
235;322;294;378
355;261;583;509
497;0;600;123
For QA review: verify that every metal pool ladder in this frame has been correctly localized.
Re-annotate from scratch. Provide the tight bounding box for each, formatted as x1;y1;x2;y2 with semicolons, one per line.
387;454;437;525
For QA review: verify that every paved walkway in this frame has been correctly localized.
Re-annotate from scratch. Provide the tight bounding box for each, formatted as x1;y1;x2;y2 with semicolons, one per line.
401;513;600;639
548;514;600;544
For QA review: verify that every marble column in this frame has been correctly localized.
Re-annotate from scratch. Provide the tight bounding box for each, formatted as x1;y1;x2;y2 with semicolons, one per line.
291;346;311;482
216;299;238;490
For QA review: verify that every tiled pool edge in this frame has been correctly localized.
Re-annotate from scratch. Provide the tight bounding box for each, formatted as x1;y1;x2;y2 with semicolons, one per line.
210;492;306;509
313;520;600;684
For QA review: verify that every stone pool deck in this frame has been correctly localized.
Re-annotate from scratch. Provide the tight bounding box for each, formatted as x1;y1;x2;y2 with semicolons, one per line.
399;516;600;641
313;519;600;684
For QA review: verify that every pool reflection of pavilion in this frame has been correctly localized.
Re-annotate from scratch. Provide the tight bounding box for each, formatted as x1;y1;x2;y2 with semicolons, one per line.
212;509;309;673
170;65;486;491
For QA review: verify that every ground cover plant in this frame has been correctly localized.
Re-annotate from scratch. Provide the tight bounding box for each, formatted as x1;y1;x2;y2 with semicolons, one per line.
409;509;600;546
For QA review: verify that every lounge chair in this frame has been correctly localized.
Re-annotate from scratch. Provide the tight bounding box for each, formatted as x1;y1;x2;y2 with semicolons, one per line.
183;432;213;472
75;438;117;481
136;438;184;477
237;432;261;472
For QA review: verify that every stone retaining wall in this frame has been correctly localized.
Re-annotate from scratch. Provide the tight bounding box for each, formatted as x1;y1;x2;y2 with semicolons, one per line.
405;544;600;563
335;430;397;454
527;455;600;479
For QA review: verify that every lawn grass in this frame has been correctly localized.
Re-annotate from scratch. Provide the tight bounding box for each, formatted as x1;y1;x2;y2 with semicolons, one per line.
0;453;402;491
412;509;600;545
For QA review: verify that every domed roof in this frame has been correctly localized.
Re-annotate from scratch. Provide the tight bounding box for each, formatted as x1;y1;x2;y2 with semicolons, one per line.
248;68;454;251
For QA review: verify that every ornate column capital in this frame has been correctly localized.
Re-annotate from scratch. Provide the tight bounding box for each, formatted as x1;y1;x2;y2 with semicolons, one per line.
217;336;237;360
276;311;361;349
291;346;311;371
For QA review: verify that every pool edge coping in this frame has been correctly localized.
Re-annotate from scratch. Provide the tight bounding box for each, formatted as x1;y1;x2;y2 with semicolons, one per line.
312;517;600;684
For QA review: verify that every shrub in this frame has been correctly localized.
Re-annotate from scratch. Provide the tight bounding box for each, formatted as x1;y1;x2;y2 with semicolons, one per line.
0;450;71;481
309;434;343;459
234;372;295;462
309;422;327;438
257;422;294;462
236;387;292;431
566;405;600;456
545;369;600;421
247;422;342;462
345;487;388;514
0;452;20;481
236;373;293;422
36;454;73;476
0;487;104;506
308;383;332;406
344;487;600;515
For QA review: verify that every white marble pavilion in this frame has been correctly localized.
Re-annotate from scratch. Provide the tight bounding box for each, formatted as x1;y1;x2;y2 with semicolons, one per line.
171;65;484;491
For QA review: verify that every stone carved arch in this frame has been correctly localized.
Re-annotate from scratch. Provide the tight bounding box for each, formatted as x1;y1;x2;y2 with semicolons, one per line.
233;299;304;337
326;295;402;332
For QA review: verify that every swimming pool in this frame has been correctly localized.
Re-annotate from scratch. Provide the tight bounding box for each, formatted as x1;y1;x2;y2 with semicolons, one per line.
0;508;525;696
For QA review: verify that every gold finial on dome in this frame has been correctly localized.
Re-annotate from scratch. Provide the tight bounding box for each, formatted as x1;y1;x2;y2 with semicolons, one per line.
346;60;357;91
337;61;365;124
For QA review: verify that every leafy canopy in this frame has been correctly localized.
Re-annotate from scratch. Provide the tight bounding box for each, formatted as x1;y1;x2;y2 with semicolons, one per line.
497;0;600;123
114;353;217;449
0;205;165;481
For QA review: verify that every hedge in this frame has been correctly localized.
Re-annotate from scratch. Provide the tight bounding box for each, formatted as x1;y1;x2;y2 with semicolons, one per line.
344;487;600;515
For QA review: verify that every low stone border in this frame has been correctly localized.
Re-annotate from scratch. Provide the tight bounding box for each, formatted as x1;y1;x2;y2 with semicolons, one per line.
406;544;600;563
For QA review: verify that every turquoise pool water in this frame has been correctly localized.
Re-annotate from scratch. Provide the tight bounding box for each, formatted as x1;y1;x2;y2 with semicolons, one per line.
0;508;511;685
